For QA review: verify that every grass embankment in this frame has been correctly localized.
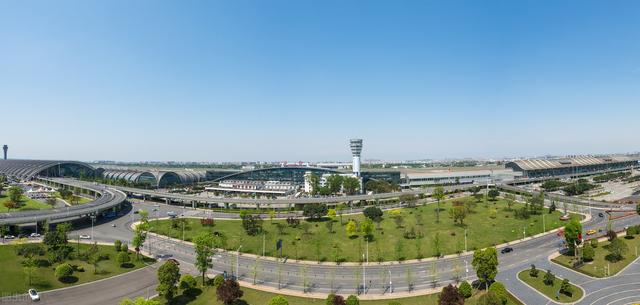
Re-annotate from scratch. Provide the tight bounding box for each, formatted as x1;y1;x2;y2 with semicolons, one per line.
53;192;93;205
552;236;640;277
517;270;583;303
0;195;52;212
0;243;154;294
149;196;580;262
159;284;523;305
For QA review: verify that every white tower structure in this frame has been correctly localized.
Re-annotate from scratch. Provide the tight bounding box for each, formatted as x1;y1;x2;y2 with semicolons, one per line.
350;139;363;177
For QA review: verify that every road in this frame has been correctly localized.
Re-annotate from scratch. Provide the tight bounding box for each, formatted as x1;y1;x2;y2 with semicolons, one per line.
11;178;640;304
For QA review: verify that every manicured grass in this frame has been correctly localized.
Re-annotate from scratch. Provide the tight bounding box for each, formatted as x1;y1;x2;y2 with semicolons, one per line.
159;284;523;305
0;243;154;294
0;195;52;212
53;192;93;205
517;270;583;303
552;236;640;277
149;197;580;262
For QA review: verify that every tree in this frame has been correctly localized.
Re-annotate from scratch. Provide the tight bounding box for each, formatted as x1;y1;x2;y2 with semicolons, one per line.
432;233;442;257
213;274;225;287
433;186;445;223
3;199;18;211
327;209;337;219
607;238;628;262
336;204;346;224
8;186;23;205
449;203;467;226
119;297;161;305
346;220;358;237
488;282;508;305
179;274;198;291
363;206;383;222
157;261;181;302
487;189;500;201
564;219;583;253
477;291;501;305
308;173;320;195
269;210;276;223
268;295;289;305
361;219;374;240
303;203;328;220
43;223;72;262
582;242;595;262
503;193;516;211
458;281;472;298
560;278;573;296
117;252;131;267
399;193;418;207
438;284;464;305
529;264;539;277
193;232;215;284
342;177;361;195
132;226;147;260
637;203;640;215
216;279;243;305
241;214;263;235
55;263;74;281
543;269;555;286
346;295;359;305
327;294;346;305
121;243;128;253
327;174;344;194
549;201;557;213
325;219;335;233
394;215;404;228
472;247;498;290
114;240;122;252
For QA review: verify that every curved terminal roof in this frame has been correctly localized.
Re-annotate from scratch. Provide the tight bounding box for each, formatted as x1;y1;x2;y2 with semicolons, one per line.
506;155;638;171
0;159;95;180
100;168;206;187
213;166;341;184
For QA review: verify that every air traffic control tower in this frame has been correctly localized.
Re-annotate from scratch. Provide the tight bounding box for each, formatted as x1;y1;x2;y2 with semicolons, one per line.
2;145;7;160
349;139;363;177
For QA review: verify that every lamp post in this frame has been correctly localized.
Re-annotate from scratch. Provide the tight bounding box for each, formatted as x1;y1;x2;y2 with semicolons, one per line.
90;214;96;241
362;253;366;295
236;245;243;279
464;229;468;252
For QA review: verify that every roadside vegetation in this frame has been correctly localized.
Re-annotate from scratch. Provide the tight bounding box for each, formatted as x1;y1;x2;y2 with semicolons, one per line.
149;193;579;262
518;268;583;303
0;186;52;212
0;224;153;294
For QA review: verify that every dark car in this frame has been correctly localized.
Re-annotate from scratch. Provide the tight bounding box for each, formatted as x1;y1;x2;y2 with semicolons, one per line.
598;212;604;217
500;247;513;254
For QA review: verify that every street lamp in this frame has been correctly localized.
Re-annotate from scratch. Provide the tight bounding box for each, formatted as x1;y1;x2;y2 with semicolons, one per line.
90;214;96;241
236;245;243;279
362;253;366;295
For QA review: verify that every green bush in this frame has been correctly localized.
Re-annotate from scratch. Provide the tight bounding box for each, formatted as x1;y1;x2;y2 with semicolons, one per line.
590;238;598;248
268;295;289;305
560;278;573;296
55;263;74;280
114;240;122;252
458;281;473;298
325;294;336;305
346;295;359;305
120;243;128;253
116;252;130;267
213;274;225;287
489;282;508;305
478;291;501;305
529;264;539;277
543;270;555;286
179;274;198;291
582;243;595;262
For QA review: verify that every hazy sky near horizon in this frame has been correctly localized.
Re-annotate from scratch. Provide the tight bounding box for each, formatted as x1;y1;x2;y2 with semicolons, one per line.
1;1;640;162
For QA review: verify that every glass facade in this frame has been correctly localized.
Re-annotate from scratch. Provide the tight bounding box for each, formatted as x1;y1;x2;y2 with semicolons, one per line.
214;167;340;185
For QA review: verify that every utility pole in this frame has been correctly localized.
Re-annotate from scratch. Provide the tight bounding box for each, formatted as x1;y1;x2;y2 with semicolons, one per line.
464;229;468;252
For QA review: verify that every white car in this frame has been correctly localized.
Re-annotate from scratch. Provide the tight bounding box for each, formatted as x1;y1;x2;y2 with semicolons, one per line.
79;235;91;240
3;235;15;240
29;233;41;238
28;289;39;301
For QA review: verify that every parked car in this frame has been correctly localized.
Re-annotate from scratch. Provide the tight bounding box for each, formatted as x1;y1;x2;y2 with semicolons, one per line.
598;212;604;217
586;229;596;235
133;210;140;214
28;289;39;301
167;258;180;265
79;235;91;240
500;247;514;254
29;233;41;238
4;235;15;240
560;214;571;221
167;211;177;218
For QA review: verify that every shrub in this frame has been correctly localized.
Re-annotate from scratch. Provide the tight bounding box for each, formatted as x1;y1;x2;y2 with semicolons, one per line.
529;264;539;277
543;270;555;286
55;263;74;280
179;274;198;291
268;295;289;305
346;295;359;305
458;281;473;298
388;302;402;305
582;243;595;262
560;278;573;296
478;291;502;305
117;252;130;267
120;243;128;253
607;230;617;241
114;240;122;252
489;282;508;305
590;238;598;248
213;274;225;287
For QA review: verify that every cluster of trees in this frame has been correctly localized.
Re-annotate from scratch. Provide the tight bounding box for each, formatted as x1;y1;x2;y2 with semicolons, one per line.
593;172;630;183
364;180;400;194
563;179;596;196
3;186;24;211
540;180;569;191
240;211;264;236
438;281;508;305
529;266;574;297
513;192;545;219
303;203;328;220
308;174;361;196
326;294;359;305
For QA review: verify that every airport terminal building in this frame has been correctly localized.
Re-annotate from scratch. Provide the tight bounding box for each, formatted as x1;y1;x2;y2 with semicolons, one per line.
505;155;638;178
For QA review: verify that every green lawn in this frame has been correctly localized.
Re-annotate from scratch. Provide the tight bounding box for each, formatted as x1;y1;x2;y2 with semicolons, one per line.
53;192;93;205
0;195;52;212
158;284;523;305
0;243;154;294
149;197;580;262
552;236;640;277
517;270;583;303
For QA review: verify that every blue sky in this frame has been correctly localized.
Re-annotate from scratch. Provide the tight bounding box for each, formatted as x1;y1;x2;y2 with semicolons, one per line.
1;1;639;162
